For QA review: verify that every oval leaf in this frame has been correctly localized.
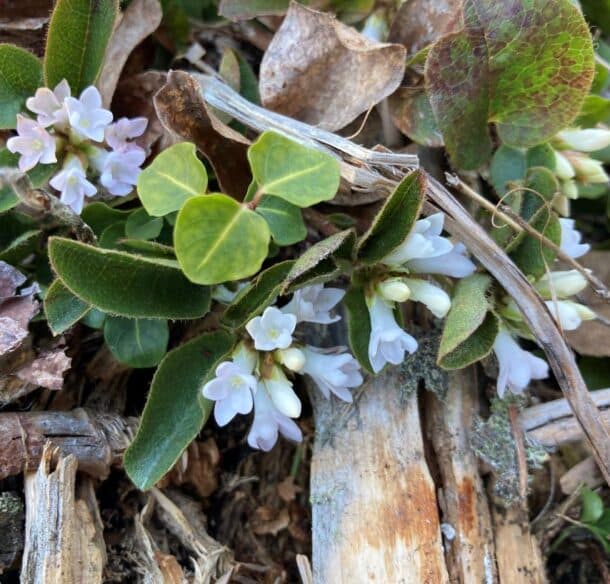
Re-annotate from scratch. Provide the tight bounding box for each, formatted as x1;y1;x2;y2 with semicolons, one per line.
104;316;169;368
255;196;307;246
44;278;91;335
248;131;341;207
137;142;208;217
44;0;117;92
175;194;270;285
0;44;42;129
124;330;235;490
344;283;373;373
49;237;210;319
125;208;164;240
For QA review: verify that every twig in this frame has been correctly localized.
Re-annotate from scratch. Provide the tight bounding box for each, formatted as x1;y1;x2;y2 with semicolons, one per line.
509;405;529;500
446;173;610;301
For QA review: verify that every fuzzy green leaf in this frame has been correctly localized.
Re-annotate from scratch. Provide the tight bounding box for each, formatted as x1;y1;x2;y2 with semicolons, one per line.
44;278;91;335
49;237;210;319
281;229;355;293
438;274;493;361
104;316;169;368
248;131;341;207
137;142;208;217
425;0;594;169
357;170;426;263
81;202;132;236
344;283;373;373
124;330;235;490
44;0;117;92
175;194;270;285
125;208;164;240
490;145;527;195
222;260;294;329
0;44;42;129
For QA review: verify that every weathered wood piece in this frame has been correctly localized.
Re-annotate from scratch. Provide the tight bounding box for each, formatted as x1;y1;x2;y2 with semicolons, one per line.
309;369;449;583
20;444;106;583
0;409;137;480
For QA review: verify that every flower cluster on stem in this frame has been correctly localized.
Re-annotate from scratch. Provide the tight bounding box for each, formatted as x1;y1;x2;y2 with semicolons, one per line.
7;80;147;214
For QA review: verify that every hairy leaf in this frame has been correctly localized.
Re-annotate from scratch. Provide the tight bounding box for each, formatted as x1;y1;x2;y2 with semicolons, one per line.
0;44;42;129
104;316;169;368
44;0;118;92
344;283;373;373
44;279;91;335
49;237;210;319
124;330;235;490
439;312;499;369
125;208;164;240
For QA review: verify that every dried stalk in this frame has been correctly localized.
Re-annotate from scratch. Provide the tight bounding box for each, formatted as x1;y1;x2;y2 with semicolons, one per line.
195;74;610;484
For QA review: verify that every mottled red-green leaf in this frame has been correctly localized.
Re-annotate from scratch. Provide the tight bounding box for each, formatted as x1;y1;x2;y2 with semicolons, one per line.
425;0;594;169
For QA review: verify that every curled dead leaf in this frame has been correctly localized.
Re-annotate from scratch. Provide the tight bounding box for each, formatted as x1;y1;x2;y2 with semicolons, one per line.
98;0;163;107
16;350;71;391
259;2;406;131
0;261;26;301
154;71;252;198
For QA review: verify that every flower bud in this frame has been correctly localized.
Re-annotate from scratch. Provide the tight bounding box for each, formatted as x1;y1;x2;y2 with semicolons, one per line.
557;128;610;153
404;278;451;318
554;150;576;180
278;347;306;372
567;153;609;184
377;278;411;303
536;270;588;299
264;366;302;418
560;179;579;200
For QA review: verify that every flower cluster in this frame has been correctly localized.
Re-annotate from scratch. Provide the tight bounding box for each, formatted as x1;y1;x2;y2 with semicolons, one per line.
202;284;363;451
7;80;147;214
366;212;476;373
551;128;610;208
492;218;594;397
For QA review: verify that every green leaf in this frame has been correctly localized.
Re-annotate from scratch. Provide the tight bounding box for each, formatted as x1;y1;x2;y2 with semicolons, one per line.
103;316;169;368
425;0;594;169
82;307;106;329
44;0;117;93
125;208;164;240
44;278;90;335
344;283;373;373
49;237;211;319
0;230;40;263
580;486;604;524
389;88;444;148
357;170;425;263
490;145;526;195
248;131;341;207
222;260;294;329
116;239;175;260
174;194;270;285
255;196;307;246
124;330;235;490
438;274;493;361
438;312;499;370
81;202;132;236
137;142;208;217
281;229;355;293
576;94;610;127
98;221;127;250
0;44;43;129
218;0;289;20
526;143;556;171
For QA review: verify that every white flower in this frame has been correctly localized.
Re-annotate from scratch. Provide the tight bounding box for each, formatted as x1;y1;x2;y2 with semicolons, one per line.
247;383;302;451
382;213;453;266
367;293;418;373
545;300;595;331
26;79;71;128
7;115;57;171
246;306;297;351
557;128;610;152
566;152;609;184
561;179;579;200
277;347;306;372
493;329;549;398
281;284;345;324
64;86;112;142
407;242;476;278
554;150;576;180
301;346;363;402
377;277;411;303
105;117;148;151
536;270;587;298
559;218;590;258
99;148;145;196
202;360;256;426
264;365;302;418
49;156;96;214
403;278;451;318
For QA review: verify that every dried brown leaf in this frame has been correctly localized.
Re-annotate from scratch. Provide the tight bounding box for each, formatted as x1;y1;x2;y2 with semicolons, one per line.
98;0;163;107
388;0;461;55
0;317;28;357
252;507;290;535
1;295;39;329
154;71;252;198
566;250;610;357
277;476;301;502
0;261;26;301
259;2;406;131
